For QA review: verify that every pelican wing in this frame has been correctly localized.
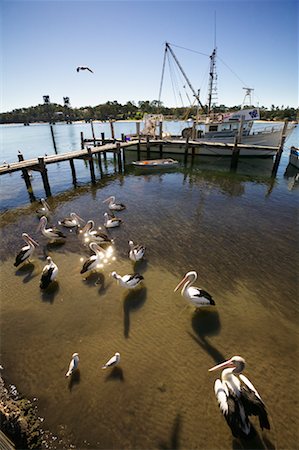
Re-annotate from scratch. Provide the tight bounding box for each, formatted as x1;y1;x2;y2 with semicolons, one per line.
40;266;55;289
102;354;117;369
239;374;270;430
80;255;97;274
50;227;66;238
14;246;30;267
188;287;215;306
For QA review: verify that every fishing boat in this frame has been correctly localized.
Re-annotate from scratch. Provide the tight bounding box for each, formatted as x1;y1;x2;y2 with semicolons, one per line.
289;146;299;169
132;158;179;169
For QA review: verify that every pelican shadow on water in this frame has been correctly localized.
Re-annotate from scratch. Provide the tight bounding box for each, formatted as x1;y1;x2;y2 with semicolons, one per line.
123;286;147;338
15;262;36;284
41;281;59;303
68;370;81;392
159;413;182;450
232;431;276;450
104;366;124;382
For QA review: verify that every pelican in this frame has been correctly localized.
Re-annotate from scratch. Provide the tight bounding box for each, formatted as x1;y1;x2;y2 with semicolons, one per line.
103;196;126;211
111;271;143;289
80;242;106;276
102;352;120;369
40;256;58;289
209;356;270;439
58;212;85;228
174;271;215;308
128;240;146;262
65;353;79;377
36;198;50;217
76;66;93;73
14;233;39;267
104;212;122;228
38;216;66;241
80;220;113;244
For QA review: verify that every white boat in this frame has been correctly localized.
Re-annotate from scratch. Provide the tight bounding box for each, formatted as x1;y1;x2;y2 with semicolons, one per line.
289;146;299;169
132;158;179;169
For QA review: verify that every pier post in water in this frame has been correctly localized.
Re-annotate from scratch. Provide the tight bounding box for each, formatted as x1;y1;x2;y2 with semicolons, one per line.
116;143;122;172
101;133;107;162
90;120;96;146
38;157;52;197
184;137;189;164
97;152;103;176
271;120;289;177
87;147;96;184
146;135;150;158
18;152;35;201
110;120;115;141
159;121;163;139
80;132;84;150
50;125;58;154
136;122;140;140
230;115;244;171
69;158;77;186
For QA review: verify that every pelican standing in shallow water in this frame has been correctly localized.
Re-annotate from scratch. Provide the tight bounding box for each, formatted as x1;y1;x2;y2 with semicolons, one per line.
80;242;106;277
111;271;143;289
103;195;126;211
80;220;113;244
209;356;270;439
102;352;120;369
38;216;66;241
104;212;123;229
58;212;85;229
40;256;58;289
36;198;50;218
128;240;146;262
174;270;215;307
65;353;79;377
14;233;39;267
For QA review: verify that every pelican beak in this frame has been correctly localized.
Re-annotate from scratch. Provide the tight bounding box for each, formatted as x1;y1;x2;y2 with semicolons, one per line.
75;213;85;223
45;200;50;210
174;276;187;292
103;197;110;204
28;235;39;247
80;223;90;233
208;358;234;372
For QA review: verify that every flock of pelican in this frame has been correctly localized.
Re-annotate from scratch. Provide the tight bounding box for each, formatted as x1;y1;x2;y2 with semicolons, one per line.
14;195;271;441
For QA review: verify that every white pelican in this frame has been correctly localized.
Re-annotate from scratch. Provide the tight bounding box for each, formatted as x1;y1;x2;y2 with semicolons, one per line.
174;271;215;308
38;216;66;241
58;212;85;228
80;242;106;276
103;195;126;211
102;352;120;369
111;271;143;289
36;198;50;217
128;240;146;262
209;356;270;439
14;233;39;267
80;220;113;244
104;212;123;229
40;256;58;289
65;353;79;377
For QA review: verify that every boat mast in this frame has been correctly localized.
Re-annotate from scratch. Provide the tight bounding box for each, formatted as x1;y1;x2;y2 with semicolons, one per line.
207;12;218;117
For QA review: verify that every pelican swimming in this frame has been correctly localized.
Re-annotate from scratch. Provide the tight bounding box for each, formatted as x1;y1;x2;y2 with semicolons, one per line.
14;233;39;267
58;212;85;229
40;256;58;289
174;271;215;308
209;356;270;439
36;198;50;217
104;212;123;228
65;353;79;377
80;220;113;244
102;352;120;369
128;240;146;262
103;195;126;211
38;216;66;241
80;242;106;276
111;271;143;289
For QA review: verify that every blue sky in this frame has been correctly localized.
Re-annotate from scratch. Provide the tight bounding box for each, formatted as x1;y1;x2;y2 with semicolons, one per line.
1;0;298;112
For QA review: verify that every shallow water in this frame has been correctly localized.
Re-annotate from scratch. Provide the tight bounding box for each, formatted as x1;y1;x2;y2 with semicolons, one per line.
0;125;298;449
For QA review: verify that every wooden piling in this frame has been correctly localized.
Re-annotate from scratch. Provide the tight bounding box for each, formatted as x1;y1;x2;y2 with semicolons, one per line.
80;131;84;149
159;121;163;139
122;146;126;169
87;147;96;184
110;120;115;141
97;152;103;176
230;115;244;171
50;125;58;154
191;146;196;163
101;133;107;162
69;158;77;186
90;121;96;145
121;133;125;142
159;142;163;158
184;137;189;164
38;157;52;197
116;143;122;172
271;120;289;177
136;122;140;140
146;135;150;158
18;153;35;201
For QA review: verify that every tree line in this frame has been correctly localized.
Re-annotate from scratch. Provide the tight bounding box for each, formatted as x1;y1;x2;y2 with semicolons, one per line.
0;100;298;124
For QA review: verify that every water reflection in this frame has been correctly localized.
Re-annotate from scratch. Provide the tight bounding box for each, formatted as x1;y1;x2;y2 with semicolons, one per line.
123;287;147;338
104;366;124;383
159;413;182;450
68;369;81;392
40;280;59;303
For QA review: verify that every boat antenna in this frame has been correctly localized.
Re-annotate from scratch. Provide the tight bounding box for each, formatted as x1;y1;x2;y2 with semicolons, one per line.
207;12;218;116
242;87;254;108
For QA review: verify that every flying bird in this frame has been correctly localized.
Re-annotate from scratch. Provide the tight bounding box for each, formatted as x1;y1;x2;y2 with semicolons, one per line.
209;356;270;439
76;66;93;73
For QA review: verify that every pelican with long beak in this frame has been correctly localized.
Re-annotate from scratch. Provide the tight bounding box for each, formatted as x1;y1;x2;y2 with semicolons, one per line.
104;212;123;229
36;198;50;218
14;233;39;267
174;271;215;308
103;195;126;211
40;256;58;289
111;271;143;289
128;240;146;262
209;356;270;439
65;353;79;377
79;220;113;244
58;212;85;229
102;352;120;369
80;242;107;277
37;216;66;241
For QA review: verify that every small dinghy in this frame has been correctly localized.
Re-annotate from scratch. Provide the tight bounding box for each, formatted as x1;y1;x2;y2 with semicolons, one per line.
132;158;179;169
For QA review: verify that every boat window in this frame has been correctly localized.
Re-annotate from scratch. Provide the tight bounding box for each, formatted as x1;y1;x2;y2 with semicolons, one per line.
209;125;218;132
221;124;231;130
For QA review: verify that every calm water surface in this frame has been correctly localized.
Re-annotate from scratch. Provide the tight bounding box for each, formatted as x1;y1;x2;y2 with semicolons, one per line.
0;123;298;449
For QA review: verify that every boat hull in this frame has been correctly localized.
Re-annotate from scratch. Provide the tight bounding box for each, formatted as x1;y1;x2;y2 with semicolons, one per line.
289;147;299;169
